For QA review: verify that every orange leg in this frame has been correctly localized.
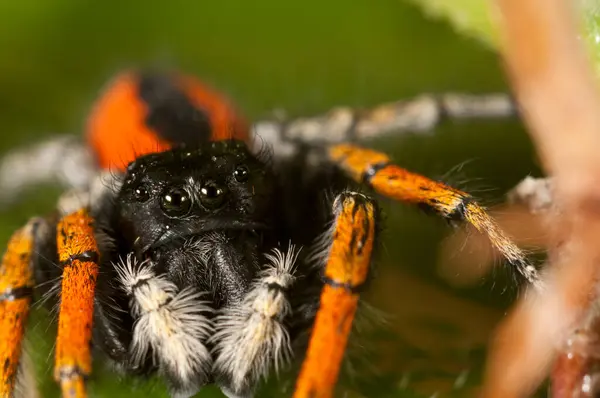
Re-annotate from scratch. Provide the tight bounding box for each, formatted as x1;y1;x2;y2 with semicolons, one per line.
328;144;541;289
0;219;42;397
293;192;377;398
54;209;100;398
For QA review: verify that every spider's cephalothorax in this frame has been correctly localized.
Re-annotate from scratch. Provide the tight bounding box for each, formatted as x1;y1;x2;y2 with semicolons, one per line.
0;69;538;398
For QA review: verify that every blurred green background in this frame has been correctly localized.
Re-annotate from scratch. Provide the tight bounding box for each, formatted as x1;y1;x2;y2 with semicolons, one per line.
0;0;543;397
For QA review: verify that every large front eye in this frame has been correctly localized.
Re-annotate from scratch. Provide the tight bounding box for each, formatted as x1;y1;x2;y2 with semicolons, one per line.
160;187;192;217
200;181;228;209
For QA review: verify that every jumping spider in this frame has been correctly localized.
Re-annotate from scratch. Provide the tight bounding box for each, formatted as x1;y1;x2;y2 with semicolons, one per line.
0;69;536;397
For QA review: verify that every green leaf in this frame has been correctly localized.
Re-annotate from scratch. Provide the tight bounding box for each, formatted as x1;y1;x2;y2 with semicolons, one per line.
581;0;600;76
404;0;499;48
408;0;600;77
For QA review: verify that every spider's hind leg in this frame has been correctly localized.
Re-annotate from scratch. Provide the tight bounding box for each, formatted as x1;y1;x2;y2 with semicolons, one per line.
326;143;541;289
293;191;379;398
0;217;51;397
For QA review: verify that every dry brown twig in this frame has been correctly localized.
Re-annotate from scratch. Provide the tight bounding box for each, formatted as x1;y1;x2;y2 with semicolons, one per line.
479;0;600;397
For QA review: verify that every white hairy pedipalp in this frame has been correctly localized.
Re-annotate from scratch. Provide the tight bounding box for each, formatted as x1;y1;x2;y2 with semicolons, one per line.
114;254;213;388
211;246;300;395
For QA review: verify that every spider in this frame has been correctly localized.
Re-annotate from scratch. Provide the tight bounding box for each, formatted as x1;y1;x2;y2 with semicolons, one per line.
0;69;538;398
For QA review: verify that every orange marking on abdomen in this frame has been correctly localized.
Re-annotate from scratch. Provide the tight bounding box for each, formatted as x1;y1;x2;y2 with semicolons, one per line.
177;74;249;142
55;209;99;398
86;71;249;172
0;223;35;397
86;72;171;171
294;194;376;398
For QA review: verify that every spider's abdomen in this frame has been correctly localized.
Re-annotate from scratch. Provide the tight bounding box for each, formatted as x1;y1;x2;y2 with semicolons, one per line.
86;70;249;172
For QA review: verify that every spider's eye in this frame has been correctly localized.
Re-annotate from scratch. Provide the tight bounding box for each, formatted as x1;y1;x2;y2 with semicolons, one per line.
233;165;249;182
160;187;192;217
133;185;150;202
200;182;228;209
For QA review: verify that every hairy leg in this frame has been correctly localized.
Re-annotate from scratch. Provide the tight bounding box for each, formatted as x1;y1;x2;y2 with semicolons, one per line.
293;192;378;398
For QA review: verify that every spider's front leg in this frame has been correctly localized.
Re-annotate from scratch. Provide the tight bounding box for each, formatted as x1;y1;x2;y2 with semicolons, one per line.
54;208;100;398
293;191;378;398
0;217;48;398
326;143;541;289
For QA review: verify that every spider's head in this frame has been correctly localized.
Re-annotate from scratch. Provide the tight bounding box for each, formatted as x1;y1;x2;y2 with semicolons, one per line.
116;139;275;307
